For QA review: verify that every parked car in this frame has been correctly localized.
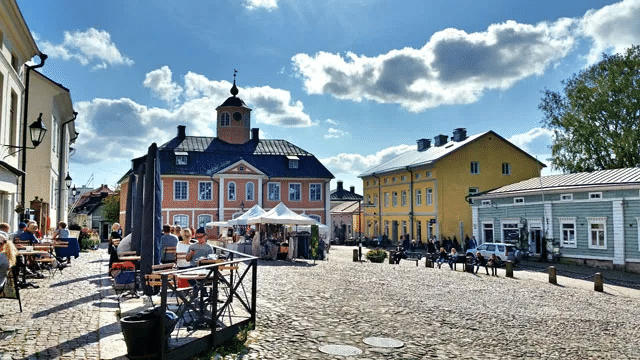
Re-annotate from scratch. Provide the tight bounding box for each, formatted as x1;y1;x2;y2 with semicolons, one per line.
466;243;522;264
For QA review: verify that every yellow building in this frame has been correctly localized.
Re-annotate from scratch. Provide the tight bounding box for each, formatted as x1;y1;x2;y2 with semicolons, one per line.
359;128;545;244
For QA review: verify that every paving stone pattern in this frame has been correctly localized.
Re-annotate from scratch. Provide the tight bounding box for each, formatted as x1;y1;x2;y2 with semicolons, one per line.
2;245;640;359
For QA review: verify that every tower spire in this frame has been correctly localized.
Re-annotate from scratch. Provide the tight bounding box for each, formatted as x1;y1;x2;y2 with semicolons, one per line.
231;69;239;97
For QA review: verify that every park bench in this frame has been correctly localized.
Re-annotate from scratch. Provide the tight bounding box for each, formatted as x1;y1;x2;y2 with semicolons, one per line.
401;251;422;266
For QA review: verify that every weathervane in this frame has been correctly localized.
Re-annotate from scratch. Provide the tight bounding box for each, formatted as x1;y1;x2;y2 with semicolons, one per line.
231;68;239;96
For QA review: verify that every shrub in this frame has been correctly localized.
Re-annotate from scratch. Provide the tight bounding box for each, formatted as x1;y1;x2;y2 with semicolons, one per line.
366;249;388;263
79;228;100;250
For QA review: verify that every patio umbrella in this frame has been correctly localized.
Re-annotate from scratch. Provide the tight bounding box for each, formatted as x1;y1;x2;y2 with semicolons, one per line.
140;143;162;295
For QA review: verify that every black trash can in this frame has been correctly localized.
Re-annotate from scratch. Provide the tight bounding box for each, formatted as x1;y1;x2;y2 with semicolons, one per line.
120;308;177;359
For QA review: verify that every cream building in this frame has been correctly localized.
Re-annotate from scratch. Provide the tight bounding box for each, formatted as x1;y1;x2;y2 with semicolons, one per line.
25;70;76;234
0;0;41;230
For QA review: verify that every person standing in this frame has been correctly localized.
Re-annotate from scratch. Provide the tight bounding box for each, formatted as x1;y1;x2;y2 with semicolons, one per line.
108;223;122;255
160;224;179;263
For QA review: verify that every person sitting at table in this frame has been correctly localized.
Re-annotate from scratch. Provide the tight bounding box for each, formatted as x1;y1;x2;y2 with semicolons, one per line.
0;233;17;290
186;227;213;267
52;221;69;240
160;224;178;263
176;228;194;269
19;222;40;245
15;222;26;239
0;223;10;240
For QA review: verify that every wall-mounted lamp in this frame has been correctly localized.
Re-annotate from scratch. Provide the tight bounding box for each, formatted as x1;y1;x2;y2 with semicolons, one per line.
2;113;48;158
64;173;72;189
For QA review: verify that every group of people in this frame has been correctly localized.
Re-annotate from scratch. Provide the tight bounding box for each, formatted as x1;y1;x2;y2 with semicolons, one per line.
424;234;478;254
434;247;500;276
159;225;215;269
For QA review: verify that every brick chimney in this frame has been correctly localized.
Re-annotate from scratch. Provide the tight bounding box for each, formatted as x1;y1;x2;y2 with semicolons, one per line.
252;128;259;141
337;181;343;192
452;128;467;142
177;125;186;139
434;134;448;147
350;186;355;193
417;138;431;152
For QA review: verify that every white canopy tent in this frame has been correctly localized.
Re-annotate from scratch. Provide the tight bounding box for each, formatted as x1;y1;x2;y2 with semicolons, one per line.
227;204;267;226
246;202;316;226
293;213;329;237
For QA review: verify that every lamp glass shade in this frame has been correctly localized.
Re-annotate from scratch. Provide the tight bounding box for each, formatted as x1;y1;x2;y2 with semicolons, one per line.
71;186;77;197
64;173;72;188
29;113;47;147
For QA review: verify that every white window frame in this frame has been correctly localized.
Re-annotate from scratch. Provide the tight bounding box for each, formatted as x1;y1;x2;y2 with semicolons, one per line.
173;214;189;228
401;175;406;182
220;112;230;126
514;197;524;204
268;182;281;201
174;181;188;201
560;194;573;201
373;195;378;206
289;159;299;169
500;219;519;243
392;192;397;207
470;161;480;174
415;190;422;206
589;192;602;200
587;217;607;250
228;181;236;201
197;214;213;228
482;220;494;243
384;192;389;207
481;200;492;206
415;173;421;180
558;217;577;248
176;155;188;165
426;171;432;177
246;182;255;201
198;181;213;201
289;183;301;201
309;183;321;202
426;188;433;205
401;191;407;206
502;162;511;175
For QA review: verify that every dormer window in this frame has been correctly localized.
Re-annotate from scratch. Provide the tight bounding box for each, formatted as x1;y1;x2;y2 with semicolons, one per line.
287;155;299;169
175;152;188;165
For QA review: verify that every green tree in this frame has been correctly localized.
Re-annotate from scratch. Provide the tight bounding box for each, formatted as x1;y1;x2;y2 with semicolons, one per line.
540;45;640;173
102;194;120;224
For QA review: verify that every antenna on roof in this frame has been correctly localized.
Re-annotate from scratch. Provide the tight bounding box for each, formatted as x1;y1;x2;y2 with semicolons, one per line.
231;69;239;97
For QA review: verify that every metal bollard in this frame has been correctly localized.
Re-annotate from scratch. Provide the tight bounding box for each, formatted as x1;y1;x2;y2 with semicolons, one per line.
425;258;433;268
353;249;359;262
389;253;395;264
594;272;604;292
505;261;513;278
548;266;557;285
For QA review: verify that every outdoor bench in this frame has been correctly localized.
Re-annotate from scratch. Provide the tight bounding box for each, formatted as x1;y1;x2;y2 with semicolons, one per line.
401;251;422;266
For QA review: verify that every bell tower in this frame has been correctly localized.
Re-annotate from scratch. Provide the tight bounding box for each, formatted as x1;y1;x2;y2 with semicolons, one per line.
216;70;252;144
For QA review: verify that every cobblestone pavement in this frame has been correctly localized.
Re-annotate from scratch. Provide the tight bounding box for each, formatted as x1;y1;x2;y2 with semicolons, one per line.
0;248;108;360
2;245;640;359
244;246;640;359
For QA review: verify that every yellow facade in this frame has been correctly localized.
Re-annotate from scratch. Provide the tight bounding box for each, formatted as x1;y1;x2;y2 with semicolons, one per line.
361;131;543;244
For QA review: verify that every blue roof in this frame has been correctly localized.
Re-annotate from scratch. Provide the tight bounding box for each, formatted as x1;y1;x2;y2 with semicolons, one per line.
149;136;333;179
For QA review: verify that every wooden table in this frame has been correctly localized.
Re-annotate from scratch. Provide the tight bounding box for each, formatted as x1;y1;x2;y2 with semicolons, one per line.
16;250;51;288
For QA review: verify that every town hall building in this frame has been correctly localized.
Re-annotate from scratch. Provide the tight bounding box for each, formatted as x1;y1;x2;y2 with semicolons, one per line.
119;77;334;231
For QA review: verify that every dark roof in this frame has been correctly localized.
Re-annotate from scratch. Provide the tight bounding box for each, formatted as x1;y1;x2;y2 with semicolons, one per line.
139;136;333;179
72;185;114;214
216;96;251;110
330;188;363;201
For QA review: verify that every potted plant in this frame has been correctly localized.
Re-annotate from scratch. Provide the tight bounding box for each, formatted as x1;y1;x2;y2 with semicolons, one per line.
366;249;388;263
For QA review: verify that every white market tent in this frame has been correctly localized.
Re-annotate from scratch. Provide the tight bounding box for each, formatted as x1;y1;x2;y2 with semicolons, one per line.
246;202;316;225
294;213;329;236
227;204;267;226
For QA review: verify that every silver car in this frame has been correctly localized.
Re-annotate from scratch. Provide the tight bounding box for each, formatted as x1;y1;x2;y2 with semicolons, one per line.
466;243;521;263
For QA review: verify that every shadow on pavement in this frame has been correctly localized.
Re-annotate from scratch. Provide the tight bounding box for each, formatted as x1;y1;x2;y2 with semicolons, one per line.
258;260;318;268
31;292;101;319
49;273;106;288
518;260;640;290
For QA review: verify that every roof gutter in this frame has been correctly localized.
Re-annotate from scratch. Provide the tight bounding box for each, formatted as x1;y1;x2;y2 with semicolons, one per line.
21;53;47;208
56;111;78;222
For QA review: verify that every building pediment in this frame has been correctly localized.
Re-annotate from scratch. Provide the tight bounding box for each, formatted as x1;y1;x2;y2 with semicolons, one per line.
213;159;265;178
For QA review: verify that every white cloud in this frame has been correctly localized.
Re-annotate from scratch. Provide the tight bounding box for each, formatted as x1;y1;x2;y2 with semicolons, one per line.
143;66;184;106
325;119;339;125
580;0;640;64
293;19;576;112
507;127;554;156
244;0;278;11
320;144;414;176
324;127;349;139
39;28;134;69
72;66;316;164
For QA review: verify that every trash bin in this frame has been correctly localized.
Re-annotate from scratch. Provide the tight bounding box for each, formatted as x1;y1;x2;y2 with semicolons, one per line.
120;308;178;359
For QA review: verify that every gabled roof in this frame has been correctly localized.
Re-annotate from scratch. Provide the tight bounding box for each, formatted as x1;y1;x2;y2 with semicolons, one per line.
72;185;114;214
359;131;545;177
150;135;333;179
330;188;363;201
477;167;640;197
331;201;361;214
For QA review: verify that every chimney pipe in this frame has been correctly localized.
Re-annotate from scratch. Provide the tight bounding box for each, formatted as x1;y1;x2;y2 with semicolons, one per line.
252;128;259;141
350;186;355;193
417;138;431;152
452;128;467;142
177;125;186;139
337;181;344;191
434;134;448;147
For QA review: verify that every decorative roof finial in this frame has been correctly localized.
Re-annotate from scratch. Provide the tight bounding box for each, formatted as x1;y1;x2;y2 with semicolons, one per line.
230;69;239;97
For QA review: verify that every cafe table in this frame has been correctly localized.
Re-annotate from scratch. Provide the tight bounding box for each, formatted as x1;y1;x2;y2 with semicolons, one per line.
16;249;51;288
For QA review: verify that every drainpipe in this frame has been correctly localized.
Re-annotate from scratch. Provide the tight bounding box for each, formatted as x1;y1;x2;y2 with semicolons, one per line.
406;167;414;241
21;53;47;209
56;111;77;223
372;174;381;237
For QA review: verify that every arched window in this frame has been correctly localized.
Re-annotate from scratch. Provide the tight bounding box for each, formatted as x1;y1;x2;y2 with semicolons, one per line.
246;182;255;201
220;112;230;127
308;214;321;223
197;214;213;228
173;214;189;228
228;182;236;201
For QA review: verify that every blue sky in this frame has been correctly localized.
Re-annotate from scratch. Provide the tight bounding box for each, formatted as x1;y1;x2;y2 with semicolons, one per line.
16;0;640;194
